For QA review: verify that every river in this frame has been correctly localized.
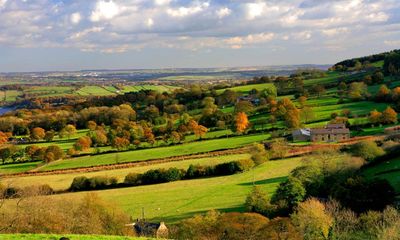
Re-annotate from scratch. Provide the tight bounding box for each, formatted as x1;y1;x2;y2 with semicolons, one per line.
0;107;14;115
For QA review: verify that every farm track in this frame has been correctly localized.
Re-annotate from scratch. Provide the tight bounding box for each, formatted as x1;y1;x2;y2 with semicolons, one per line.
4;147;250;178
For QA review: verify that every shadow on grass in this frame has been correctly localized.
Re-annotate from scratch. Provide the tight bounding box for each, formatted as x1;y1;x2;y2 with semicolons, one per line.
237;176;287;186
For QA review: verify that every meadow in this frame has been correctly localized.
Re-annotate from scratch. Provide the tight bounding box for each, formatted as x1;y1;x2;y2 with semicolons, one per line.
362;156;400;193
33;157;302;223
216;83;276;94
38;133;270;171
4;154;249;190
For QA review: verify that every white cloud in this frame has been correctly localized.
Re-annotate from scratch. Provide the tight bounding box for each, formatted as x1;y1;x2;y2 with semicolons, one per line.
245;2;266;20
293;31;312;40
216;7;231;19
321;27;349;37
70;12;81;24
167;2;209;17
90;0;120;22
155;0;171;6
0;0;7;8
225;32;275;48
147;18;154;28
384;40;400;46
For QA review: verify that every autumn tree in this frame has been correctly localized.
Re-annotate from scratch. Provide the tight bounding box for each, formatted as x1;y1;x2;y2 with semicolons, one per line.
376;85;391;102
112;137;130;150
382;106;398;124
369;109;382;124
30;127;45;141
291;198;333;240
44;130;55;142
235;112;249;134
0;131;8;145
87;121;97;131
74;136;92;151
250;143;269;165
143;127;155;145
188;120;208;139
60;124;77;139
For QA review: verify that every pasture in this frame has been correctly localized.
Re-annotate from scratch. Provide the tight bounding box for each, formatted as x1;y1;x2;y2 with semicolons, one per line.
0;161;41;175
33;157;302;223
38;133;270;171
362;156;400;193
3;154;250;190
216;83;276;94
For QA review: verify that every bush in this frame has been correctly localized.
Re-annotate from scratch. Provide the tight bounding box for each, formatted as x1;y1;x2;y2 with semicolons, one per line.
237;159;255;171
185;164;214;179
70;176;90;191
214;161;241;175
124;173;142;185
350;141;385;161
70;176;118;191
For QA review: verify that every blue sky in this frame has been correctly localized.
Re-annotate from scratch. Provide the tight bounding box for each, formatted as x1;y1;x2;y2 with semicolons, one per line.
0;0;399;72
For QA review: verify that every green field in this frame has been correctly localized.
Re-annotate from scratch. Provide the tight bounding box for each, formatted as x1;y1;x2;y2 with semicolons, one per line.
216;83;276;94
76;86;116;96
0;161;41;175
3;154;249;190
38;134;270;171
0;90;22;102
122;85;180;93
362;156;400;193
0;234;149;240
36;157;302;223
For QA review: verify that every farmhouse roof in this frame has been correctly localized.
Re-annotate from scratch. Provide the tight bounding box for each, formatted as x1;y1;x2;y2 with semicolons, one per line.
326;123;346;129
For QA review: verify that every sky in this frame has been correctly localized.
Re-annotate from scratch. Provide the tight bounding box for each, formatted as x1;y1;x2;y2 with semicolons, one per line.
0;0;399;72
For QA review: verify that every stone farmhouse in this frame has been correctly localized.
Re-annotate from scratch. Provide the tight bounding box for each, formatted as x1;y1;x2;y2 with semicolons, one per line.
292;123;350;142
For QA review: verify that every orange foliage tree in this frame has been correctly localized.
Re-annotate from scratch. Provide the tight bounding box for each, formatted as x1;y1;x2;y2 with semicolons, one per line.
188;119;208;139
235;112;249;134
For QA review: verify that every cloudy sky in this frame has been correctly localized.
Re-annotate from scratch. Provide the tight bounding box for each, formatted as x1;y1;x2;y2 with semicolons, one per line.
0;0;399;72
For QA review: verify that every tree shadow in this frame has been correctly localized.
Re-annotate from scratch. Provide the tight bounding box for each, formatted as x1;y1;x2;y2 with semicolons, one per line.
237;176;287;186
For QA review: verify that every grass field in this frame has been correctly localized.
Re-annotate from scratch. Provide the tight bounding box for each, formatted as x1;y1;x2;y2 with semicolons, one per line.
0;161;41;175
0;90;22;102
3;154;249;190
35;157;302;223
362;156;400;193
216;83;276;94
0;234;150;240
76;86;116;96
38;134;270;171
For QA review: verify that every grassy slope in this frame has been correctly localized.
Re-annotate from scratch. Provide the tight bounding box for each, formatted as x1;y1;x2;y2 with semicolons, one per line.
40;157;302;223
216;83;275;94
0;162;41;175
362;156;400;193
39;134;270;171
4;154;249;190
0;234;150;240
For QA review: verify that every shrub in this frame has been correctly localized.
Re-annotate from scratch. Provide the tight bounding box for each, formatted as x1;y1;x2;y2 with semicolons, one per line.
164;167;185;182
124;173;142;185
69;176;117;191
70;176;90;191
350;141;385;161
237;158;255;171
214;161;241;175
